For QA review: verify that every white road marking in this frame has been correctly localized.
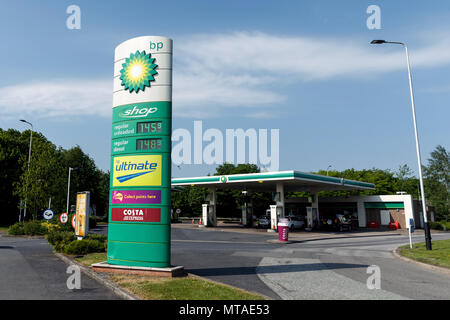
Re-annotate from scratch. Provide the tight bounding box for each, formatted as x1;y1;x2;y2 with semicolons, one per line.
256;257;408;300
172;239;275;245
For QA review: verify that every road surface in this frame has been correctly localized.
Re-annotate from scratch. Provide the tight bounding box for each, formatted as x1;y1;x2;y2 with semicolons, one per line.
171;225;450;300
0;233;119;300
4;224;448;300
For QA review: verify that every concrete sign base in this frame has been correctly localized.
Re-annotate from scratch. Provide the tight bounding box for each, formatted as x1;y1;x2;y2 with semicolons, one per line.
92;261;185;278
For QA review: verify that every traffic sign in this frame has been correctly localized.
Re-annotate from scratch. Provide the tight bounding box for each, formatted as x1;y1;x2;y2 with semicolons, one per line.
60;213;69;224
72;214;76;229
409;218;415;233
408;218;415;249
43;209;54;221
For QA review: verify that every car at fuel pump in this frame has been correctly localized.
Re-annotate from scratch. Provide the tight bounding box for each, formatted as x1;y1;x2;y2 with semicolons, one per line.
320;213;353;232
256;209;271;229
257;215;270;229
286;215;306;231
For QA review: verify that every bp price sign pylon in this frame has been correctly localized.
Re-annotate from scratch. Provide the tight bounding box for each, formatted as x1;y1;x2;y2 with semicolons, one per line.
108;36;172;268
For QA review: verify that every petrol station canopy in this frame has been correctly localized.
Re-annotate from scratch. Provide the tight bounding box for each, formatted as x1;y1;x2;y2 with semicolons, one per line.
171;170;375;192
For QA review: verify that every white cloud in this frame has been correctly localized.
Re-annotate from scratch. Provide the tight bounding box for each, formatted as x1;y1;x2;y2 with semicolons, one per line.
174;31;450;80
2;31;450;120
0;80;112;120
173;71;285;118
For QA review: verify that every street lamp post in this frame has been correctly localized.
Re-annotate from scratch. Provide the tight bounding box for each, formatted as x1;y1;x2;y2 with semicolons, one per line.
371;39;432;250
66;167;77;215
326;165;332;176
33;178;44;220
19;119;33;221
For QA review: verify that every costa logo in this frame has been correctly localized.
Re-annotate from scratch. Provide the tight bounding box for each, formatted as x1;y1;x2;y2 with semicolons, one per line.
123;209;144;216
111;208;161;222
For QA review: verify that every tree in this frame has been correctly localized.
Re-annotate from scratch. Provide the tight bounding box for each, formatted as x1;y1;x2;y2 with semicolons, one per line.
171;163;266;218
13;131;66;220
214;164;256;217
395;164;413;192
215;163;259;176
424;145;449;220
0;128;109;225
314;168;399;198
171;186;207;217
63;146;109;217
95;170;110;217
0;129;28;224
394;164;419;197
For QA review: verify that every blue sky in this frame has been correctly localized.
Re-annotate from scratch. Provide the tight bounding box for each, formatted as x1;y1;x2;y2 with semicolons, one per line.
0;0;449;178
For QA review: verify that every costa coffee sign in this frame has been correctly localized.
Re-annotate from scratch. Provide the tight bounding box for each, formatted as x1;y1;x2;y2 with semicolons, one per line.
111;208;161;222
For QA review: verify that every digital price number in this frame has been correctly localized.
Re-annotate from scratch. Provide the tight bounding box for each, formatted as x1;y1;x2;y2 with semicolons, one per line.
137;121;162;134
136;138;162;150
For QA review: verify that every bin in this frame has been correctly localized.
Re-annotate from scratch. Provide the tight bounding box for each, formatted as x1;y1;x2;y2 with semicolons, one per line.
278;218;289;242
368;220;379;229
388;221;399;230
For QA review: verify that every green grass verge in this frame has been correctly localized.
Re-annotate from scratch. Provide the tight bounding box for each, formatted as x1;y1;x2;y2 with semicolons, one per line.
112;275;266;300
75;252;107;266
399;239;450;269
75;252;266;300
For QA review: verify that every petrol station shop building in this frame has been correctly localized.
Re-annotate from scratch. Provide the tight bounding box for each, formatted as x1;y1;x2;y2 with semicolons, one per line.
172;170;426;231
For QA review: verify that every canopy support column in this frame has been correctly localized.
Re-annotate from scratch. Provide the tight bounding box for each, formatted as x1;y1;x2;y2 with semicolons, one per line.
357;200;366;227
208;186;217;227
269;183;285;232
202;187;217;227
276;182;285;217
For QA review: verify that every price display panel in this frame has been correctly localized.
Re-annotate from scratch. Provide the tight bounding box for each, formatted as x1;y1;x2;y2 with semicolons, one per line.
112;119;170;138
136;138;162;151
137;121;162;134
111;136;170;155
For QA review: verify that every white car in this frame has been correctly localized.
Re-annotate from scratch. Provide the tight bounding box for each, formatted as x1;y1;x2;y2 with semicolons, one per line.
286;215;305;231
257;215;270;229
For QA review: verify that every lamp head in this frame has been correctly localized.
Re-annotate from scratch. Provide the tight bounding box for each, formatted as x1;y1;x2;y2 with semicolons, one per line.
370;40;386;44
19;119;32;126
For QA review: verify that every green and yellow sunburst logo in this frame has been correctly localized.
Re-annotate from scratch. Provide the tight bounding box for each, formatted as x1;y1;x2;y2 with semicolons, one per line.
120;50;158;93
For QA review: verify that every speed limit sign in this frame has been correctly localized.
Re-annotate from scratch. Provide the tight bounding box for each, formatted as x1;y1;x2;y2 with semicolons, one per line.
72;215;76;229
60;213;69;224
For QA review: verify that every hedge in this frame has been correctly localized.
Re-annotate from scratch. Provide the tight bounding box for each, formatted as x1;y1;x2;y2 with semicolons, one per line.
46;229;107;255
64;239;106;255
429;221;450;231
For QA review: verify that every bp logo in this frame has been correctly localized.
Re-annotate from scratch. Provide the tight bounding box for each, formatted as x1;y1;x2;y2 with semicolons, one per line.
220;176;227;183
120;50;158;93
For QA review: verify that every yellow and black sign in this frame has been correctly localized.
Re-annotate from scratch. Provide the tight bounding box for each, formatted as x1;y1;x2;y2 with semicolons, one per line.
75;192;90;238
112;154;162;187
